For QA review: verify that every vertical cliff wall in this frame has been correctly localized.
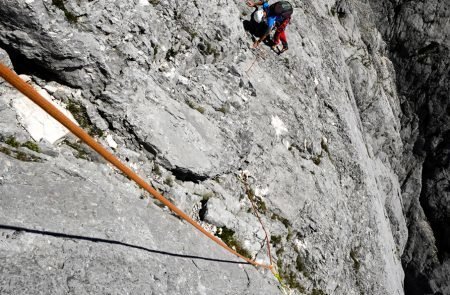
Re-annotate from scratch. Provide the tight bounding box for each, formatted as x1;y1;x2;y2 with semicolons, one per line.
368;0;449;293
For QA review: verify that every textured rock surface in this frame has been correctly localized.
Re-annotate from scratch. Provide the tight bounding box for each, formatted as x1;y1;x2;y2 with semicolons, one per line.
367;0;450;294
0;152;279;294
0;0;448;294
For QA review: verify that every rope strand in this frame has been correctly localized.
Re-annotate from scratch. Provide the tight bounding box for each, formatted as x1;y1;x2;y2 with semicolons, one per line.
0;62;273;270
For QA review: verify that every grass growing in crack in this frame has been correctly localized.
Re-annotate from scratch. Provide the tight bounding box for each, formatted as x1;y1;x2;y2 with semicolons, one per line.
66;100;103;137
0;145;41;162
164;176;174;187
52;0;78;23
64;140;90;160
186;100;205;114
311;288;328;295
217;104;230;114
195;106;205;114
271;235;282;247
152;164;162;176
247;188;267;214
271;213;291;228
2;138;41;162
215;227;252;259
276;257;306;293
0;146;11;156
201;191;214;200
16;151;29;161
5;136;20;148
21;141;40;153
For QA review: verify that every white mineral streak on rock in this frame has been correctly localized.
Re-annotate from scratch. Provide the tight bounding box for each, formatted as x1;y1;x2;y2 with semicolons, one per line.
105;134;118;149
271;115;288;137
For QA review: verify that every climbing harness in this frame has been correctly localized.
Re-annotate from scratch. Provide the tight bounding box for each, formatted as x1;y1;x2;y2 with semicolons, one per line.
0;62;273;270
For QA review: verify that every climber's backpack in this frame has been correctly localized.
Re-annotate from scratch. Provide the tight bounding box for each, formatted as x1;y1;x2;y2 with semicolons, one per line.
269;1;293;20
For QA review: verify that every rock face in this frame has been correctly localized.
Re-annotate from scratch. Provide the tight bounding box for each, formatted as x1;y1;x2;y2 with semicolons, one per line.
0;0;447;294
367;0;450;294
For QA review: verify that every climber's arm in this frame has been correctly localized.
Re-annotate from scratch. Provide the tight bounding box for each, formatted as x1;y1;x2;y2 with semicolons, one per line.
252;16;276;48
246;0;267;7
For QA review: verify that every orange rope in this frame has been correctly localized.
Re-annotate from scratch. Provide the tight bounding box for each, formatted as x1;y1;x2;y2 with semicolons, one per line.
0;62;272;270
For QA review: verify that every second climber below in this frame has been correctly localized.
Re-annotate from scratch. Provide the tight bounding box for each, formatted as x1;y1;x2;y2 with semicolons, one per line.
246;0;293;55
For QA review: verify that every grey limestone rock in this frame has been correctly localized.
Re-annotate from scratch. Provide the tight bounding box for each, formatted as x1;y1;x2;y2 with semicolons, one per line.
0;0;448;294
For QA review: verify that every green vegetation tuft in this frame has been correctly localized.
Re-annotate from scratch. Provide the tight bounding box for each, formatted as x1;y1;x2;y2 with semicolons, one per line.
276;258;306;293
1;138;41;162
0;145;40;162
271;235;282;247
16;151;29;161
216;227;252;259
0;146;11;156
201;191;214;201
5;136;20;148
217;104;230;114
164;176;174;187
153;164;162;176
247;188;267;214
195;106;205;114
66;100;103;137
52;0;78;23
271;213;291;228
22;141;40;153
186;100;205;114
311;288;327;295
64;140;90;160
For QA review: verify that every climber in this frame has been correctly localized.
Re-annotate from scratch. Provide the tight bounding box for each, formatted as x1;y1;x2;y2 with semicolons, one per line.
246;0;293;54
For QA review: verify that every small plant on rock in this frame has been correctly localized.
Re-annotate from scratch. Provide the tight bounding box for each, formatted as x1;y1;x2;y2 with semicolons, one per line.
5;136;20;148
21;141;40;153
164;176;174;187
215;227;252;259
66;100;103;137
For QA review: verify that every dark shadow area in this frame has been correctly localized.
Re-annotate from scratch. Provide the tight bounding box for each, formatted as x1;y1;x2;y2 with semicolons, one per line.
404;265;434;295
0;224;249;266
0;42;71;87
